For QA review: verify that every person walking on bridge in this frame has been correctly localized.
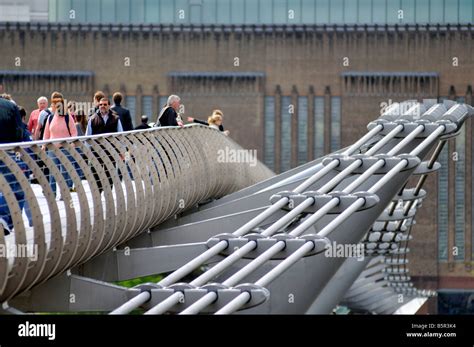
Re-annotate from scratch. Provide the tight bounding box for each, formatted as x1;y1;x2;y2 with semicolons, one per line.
27;96;48;134
86;98;123;193
156;95;184;127
0;95;28;234
86;98;123;135
188;109;230;135
135;115;151;130
42;94;78;198
111;92;133;132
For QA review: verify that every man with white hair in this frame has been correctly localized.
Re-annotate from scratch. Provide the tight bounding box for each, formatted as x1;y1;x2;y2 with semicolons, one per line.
156;94;184;127
27;96;48;134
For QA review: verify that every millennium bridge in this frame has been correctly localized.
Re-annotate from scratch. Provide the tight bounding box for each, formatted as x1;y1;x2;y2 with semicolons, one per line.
0;99;471;314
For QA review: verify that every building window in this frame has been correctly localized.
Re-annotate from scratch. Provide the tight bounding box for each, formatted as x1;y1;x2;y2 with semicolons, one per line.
301;0;316;23
160;0;174;23
331;96;341;152
287;0;302;23
430;0;445;23
358;0;372;24
259;0;273;23
344;0;357;23
454;125;465;261
444;0;459;23
330;0;344;24
116;0;131;23
382;0;394;24
144;0;160;23
231;0;244;23
125;95;136;127
69;0;86;22
100;0;116;23
47;0;473;25
176;0;190;23
216;0;231;24
159;96;168;110
401;0;416;23
438;146;449;261
84;0;101;23
316;0;330;24
245;0;258;24
142;95;153;119
264;96;275;171
131;0;146;24
190;4;202;23
202;0;216;24
459;0;473;23
455;96;466;261
273;0;287;24
280;96;292;172
298;96;308;165
314;96;325;159
415;0;430;23
55;0;69;22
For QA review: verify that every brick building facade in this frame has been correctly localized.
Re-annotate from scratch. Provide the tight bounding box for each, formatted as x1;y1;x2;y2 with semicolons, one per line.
0;18;473;312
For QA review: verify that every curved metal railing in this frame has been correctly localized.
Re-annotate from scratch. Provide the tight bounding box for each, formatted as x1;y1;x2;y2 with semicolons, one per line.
107;100;472;315
0;125;273;302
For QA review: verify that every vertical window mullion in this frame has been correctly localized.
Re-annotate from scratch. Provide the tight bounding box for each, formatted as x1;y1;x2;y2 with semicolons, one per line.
438;145;449;261
297;96;308;165
330;97;341;152
314;96;325;159
264;96;276;171
280;96;292;172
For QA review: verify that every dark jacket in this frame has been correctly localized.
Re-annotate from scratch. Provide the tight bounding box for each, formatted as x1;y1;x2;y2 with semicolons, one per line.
21;122;32;141
135;123;151;130
192;118;224;132
89;110;120;135
157;106;179;127
0;98;24;143
111;103;133;131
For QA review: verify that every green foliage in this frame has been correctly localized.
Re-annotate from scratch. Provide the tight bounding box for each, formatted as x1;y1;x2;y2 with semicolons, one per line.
114;274;164;288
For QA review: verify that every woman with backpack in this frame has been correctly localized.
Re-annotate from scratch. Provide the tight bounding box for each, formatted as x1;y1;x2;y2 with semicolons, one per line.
42;95;78;198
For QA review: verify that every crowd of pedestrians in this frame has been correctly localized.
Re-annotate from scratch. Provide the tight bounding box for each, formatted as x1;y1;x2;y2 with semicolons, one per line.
0;91;229;235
